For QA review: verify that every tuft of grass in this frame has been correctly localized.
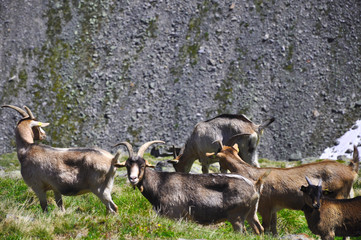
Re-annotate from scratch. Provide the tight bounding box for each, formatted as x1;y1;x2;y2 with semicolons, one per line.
0;152;19;171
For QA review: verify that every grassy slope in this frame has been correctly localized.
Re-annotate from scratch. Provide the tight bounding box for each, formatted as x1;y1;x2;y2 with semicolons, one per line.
0;153;360;239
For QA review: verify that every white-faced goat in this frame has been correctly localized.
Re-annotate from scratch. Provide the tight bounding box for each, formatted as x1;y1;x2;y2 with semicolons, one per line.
2;105;120;213
169;114;274;173
301;177;361;240
206;135;359;235
114;140;269;234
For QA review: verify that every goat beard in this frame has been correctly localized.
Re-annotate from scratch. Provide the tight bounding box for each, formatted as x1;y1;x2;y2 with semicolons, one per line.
133;184;144;192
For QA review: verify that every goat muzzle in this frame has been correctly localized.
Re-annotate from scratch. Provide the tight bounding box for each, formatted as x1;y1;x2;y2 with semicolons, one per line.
129;176;139;185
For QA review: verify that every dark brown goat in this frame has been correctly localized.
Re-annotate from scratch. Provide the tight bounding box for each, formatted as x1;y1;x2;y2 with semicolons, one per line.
301;177;361;240
114;140;268;234
206;136;359;235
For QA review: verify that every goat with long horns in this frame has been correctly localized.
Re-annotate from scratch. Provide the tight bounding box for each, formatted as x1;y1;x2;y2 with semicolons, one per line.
115;140;267;234
2;105;121;213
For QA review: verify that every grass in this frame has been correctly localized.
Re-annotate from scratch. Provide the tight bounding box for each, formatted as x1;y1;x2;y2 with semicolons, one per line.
0;152;19;171
0;153;360;239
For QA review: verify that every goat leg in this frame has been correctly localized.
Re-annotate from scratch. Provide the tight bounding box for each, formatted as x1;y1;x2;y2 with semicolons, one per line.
95;191;118;214
32;187;48;212
54;190;65;211
246;211;264;234
270;212;278;235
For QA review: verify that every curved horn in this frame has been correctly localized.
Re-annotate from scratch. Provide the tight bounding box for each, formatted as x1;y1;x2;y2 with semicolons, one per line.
137;140;165;158
318;178;322;187
258;117;275;132
212;139;224;149
305;176;312;185
113;142;134;159
24;106;35;119
1;105;29;118
226;133;251;146
172;145;177;158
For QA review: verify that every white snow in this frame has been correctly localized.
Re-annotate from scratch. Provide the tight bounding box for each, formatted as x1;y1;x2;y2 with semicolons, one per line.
320;120;361;160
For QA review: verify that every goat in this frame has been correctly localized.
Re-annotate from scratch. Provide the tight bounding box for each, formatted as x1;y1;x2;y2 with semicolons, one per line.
2;105;121;213
301;177;361;240
169;114;274;173
206;135;359;235
114;140;268;234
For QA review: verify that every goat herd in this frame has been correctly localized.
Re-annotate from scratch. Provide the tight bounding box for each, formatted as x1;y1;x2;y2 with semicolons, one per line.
2;105;361;240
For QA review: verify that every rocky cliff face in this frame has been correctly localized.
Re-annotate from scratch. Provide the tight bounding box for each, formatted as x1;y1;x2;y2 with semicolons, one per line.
1;0;360;160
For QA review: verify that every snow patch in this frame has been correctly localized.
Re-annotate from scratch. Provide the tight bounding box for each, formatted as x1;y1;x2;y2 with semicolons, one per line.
320;120;361;160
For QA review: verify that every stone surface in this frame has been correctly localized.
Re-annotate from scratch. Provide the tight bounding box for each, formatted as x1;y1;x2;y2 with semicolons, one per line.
0;0;360;161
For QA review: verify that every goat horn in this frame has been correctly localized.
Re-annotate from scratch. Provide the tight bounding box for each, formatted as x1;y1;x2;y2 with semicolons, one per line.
226;133;251;146
1;105;29;118
212;139;224;149
258;117;275;132
24;106;35;119
168;159;179;164
305;176;312;185
113;142;134;159
172;145;177;158
318;179;322;187
137;140;165;158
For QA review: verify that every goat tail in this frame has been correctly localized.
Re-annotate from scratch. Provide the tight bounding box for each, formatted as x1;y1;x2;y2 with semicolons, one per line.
255;170;271;194
349;145;360;173
112;149;122;165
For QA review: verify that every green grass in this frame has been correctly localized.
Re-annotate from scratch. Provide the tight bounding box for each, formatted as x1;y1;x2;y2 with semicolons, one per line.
0;153;360;239
0;152;19;171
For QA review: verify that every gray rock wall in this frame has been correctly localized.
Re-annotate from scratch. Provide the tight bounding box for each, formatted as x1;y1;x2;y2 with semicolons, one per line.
1;0;360;160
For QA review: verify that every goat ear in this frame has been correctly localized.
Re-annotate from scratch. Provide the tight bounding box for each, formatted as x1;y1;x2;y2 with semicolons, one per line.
300;186;306;192
145;160;155;168
114;161;126;168
318;179;322;187
206;152;215;157
30;120;50;128
232;143;239;152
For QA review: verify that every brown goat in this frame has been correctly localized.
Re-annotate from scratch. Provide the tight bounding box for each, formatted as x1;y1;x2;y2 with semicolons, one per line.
206;136;359;235
301;177;361;240
114;140;268;234
2;105;121;213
